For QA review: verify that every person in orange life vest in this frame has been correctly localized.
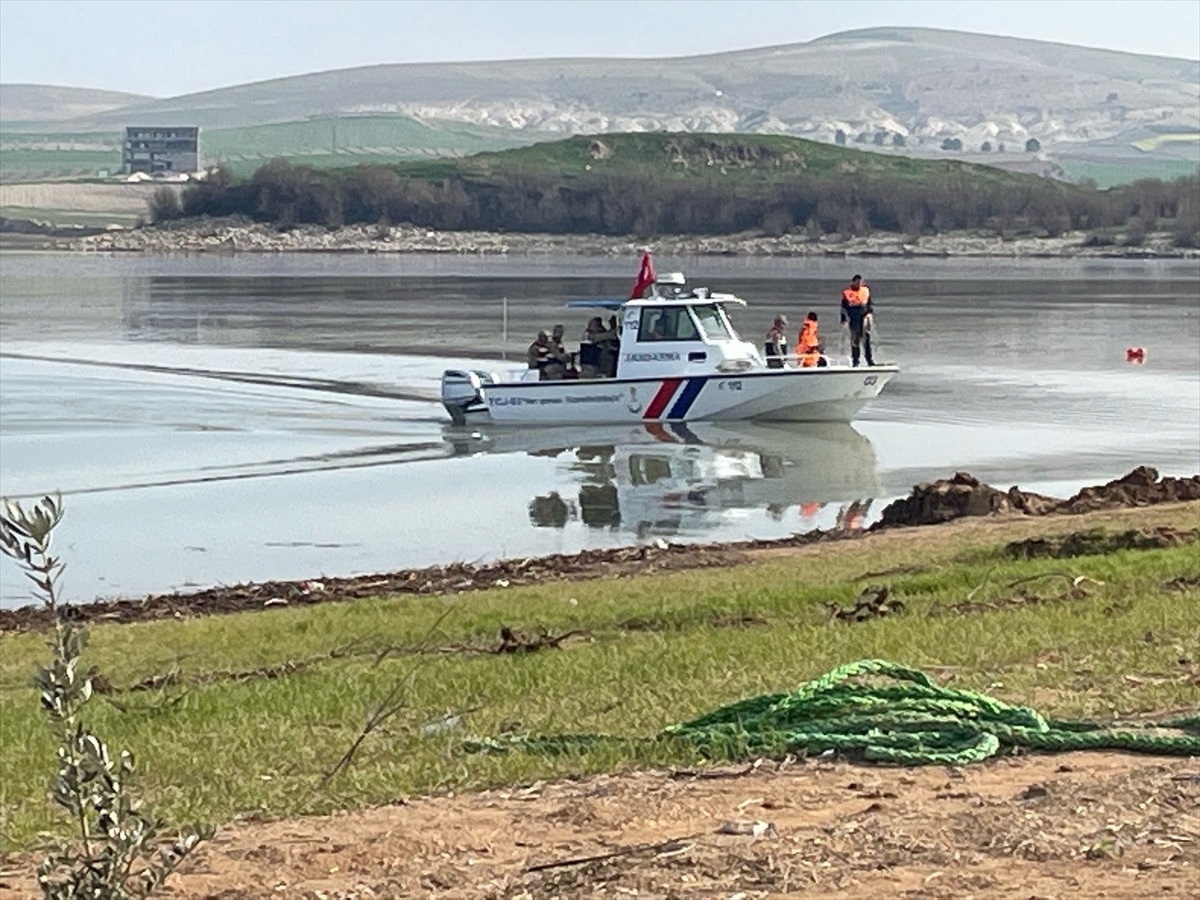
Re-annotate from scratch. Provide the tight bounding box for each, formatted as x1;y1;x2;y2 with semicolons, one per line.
839;274;875;367
795;311;827;368
764;314;789;368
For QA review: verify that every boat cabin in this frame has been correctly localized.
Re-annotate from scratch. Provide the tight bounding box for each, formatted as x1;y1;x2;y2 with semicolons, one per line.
551;274;761;382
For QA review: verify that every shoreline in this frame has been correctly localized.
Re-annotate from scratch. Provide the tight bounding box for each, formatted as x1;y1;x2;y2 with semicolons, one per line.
2;497;1197;892
4;467;1195;631
7;215;1198;258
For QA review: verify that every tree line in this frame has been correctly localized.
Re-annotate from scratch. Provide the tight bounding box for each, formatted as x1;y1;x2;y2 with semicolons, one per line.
159;157;1200;246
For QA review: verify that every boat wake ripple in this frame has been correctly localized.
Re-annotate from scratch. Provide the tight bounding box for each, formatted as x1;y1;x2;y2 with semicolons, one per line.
0;351;440;405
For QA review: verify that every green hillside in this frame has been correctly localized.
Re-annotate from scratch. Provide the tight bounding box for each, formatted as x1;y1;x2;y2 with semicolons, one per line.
438;132;1025;184
178;132;1198;244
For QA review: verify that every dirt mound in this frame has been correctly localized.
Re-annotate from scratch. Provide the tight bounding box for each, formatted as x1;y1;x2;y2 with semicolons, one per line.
1006;526;1200;560
875;467;1200;529
1056;466;1200;513
873;471;1059;528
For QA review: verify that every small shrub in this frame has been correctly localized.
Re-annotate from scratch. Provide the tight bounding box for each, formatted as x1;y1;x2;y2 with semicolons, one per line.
1122;216;1147;246
147;188;182;223
0;496;211;899
1173;228;1199;248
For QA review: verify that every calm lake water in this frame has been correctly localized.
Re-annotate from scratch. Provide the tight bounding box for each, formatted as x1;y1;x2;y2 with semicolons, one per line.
1;253;1197;607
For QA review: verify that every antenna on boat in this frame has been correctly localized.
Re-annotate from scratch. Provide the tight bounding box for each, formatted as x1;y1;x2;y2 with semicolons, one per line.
502;297;509;359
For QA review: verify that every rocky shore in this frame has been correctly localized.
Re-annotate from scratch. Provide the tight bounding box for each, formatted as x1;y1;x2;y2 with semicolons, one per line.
54;215;1199;258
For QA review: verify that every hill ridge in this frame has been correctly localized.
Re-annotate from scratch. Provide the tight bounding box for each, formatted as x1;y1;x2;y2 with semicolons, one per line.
2;27;1196;186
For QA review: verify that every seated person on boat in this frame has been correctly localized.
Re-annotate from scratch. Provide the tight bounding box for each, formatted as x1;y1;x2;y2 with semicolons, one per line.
580;316;620;378
527;331;550;376
528;326;576;380
545;324;573;379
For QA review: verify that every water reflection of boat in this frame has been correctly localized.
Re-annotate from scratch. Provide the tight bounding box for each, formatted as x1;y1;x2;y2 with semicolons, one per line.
443;421;880;538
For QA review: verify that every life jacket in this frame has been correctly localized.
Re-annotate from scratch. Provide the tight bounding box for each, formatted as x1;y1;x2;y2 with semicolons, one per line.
842;285;870;307
796;320;821;367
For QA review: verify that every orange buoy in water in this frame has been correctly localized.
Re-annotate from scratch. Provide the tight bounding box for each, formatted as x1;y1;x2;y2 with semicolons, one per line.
1126;347;1146;364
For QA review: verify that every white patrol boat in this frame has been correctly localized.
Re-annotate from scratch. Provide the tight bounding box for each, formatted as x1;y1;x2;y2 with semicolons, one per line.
440;272;898;426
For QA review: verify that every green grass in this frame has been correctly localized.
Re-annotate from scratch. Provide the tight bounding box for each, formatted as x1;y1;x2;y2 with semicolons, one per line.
1;506;1197;852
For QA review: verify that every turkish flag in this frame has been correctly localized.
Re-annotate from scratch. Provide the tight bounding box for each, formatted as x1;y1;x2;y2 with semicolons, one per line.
629;251;655;300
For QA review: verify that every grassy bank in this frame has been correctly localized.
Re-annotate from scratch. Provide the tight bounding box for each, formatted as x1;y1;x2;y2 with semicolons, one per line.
1;504;1197;852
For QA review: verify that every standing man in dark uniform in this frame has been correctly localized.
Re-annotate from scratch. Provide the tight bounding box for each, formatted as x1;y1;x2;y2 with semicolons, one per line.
840;274;875;367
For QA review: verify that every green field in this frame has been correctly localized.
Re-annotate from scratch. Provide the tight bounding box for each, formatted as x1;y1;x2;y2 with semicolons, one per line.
1057;156;1200;188
2;503;1197;851
0;148;122;180
0;116;534;181
204;115;528;172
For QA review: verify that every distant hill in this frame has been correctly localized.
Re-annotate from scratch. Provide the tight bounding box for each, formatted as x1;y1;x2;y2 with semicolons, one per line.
0;84;152;123
55;29;1200;148
2;28;1197;185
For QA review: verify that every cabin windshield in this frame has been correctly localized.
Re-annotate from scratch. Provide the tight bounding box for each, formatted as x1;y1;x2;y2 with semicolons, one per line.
691;304;731;340
638;306;700;342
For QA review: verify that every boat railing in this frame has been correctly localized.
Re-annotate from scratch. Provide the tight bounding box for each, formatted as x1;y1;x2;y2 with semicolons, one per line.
765;353;854;369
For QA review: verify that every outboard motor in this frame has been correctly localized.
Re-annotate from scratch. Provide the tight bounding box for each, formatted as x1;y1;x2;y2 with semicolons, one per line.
441;369;493;425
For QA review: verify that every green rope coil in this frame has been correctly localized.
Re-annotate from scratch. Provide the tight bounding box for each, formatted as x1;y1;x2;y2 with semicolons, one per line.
465;659;1200;766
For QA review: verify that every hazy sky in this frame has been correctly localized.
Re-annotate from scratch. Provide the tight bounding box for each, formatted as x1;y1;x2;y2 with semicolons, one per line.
2;0;1198;97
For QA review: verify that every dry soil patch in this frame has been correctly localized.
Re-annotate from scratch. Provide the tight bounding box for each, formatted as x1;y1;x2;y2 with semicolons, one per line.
5;752;1194;899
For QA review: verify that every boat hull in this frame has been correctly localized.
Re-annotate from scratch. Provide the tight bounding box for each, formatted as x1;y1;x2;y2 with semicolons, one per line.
444;366;898;425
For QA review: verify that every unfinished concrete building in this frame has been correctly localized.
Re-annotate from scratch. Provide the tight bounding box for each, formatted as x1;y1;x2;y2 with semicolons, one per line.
122;126;199;174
